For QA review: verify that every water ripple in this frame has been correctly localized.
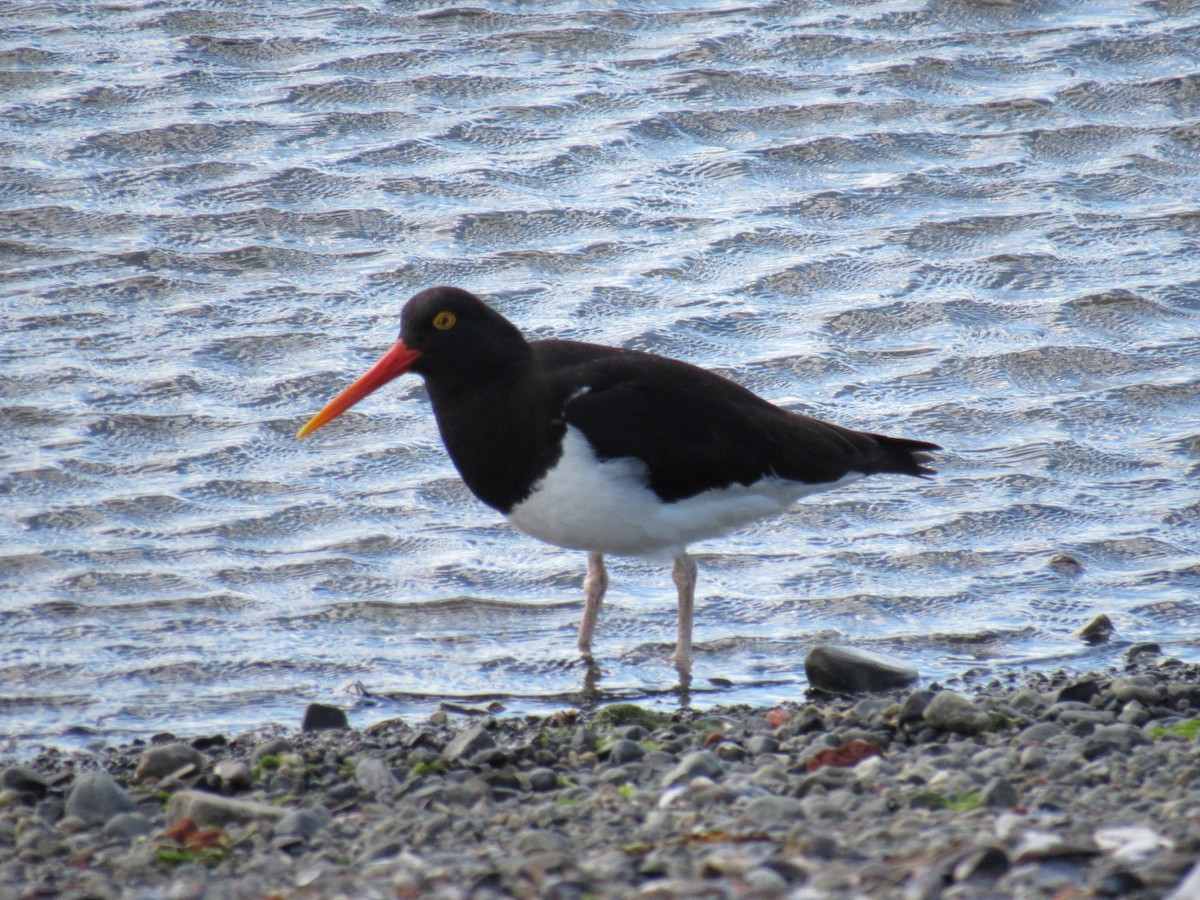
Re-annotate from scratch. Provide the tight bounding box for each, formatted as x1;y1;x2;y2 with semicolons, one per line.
3;0;1199;750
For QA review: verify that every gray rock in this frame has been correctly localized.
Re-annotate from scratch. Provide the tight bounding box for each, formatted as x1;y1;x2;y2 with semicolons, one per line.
805;645;919;694
1056;709;1115;728
355;758;400;798
744;795;804;827
2;766;49;797
746;735;780;755
1111;676;1162;706
580;849;633;882
1019;745;1048;769
1009;690;1047;714
981;777;1019;809
527;767;559;792
166;790;288;828
252;738;293;764
899;688;936;723
65;773;138;826
35;798;64;825
716;742;747;762
608;739;646;765
1049;552;1084;575
744;866;790;896
1168;861;1200;899
1100;722;1150;746
1167;683;1200;708
1118;700;1150;726
102;812;154;841
1126;642;1161;661
516;828;571;854
442;724;494;762
615;725;648;741
570;725;595;751
273;806;331;841
135;743;206;782
212;759;252;793
1055;679;1100;704
1077;613;1112;644
302;703;349;732
1022;719;1068;742
663;750;723;786
923;691;990;735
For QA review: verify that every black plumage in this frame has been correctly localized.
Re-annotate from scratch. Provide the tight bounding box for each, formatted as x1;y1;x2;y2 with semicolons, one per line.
299;285;940;673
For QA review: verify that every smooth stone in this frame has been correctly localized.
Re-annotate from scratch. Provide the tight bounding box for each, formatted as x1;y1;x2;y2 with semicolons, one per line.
273;806;331;841
166;790;288;828
716;742;747;762
923;691;991;735
212;759;252;793
570;726;595;751
302;703;349;732
527;768;559;793
1019;722;1063;742
1055;679;1100;704
1126;642;1161;660
1;767;49;798
355;758;401;798
954;845;1010;881
1019;745;1048;769
981;777;1019;809
743;795;804;827
805;645;919;694
1118;700;1150;726
1055;709;1115;727
65;773;138;826
1167;683;1200;708
899;688;936;723
744;866;790;896
746;735;780;755
251;739;293;766
1168;861;1200;899
1077;613;1112;643
1111;676;1162;706
442;725;495;763
515;829;571;855
1009;690;1047;714
580;849;633;882
102;812;154;841
1086;723;1150;754
136;743;206;782
608;739;646;765
325;783;360;806
35;798;64;825
1049;552;1084;575
663;750;723;786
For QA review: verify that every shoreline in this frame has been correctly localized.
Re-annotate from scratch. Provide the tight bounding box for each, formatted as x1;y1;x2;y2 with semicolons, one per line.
4;662;1200;898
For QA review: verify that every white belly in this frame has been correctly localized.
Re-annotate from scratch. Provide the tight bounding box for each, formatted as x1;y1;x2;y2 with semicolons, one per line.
506;426;863;561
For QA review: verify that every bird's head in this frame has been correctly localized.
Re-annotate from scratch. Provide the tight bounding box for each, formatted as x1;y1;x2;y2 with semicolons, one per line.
296;286;528;439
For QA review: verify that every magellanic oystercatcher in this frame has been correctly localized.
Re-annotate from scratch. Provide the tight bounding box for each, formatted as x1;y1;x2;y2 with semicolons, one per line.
298;287;940;674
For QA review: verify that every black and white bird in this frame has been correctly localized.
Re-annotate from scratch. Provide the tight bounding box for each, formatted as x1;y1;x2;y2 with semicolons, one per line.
298;287;939;674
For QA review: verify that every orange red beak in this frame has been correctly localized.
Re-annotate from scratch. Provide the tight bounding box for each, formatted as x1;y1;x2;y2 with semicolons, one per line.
296;340;423;439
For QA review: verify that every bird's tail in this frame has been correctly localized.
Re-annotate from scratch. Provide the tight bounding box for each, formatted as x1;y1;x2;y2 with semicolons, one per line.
868;433;941;477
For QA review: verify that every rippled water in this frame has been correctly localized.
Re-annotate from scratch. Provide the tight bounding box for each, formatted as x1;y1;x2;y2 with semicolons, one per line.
3;0;1200;751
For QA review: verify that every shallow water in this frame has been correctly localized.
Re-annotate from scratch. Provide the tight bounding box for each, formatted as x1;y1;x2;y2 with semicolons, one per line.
2;0;1199;752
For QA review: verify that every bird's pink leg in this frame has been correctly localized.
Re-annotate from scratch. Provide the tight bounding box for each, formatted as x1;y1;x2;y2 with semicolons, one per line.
578;552;607;655
671;552;697;673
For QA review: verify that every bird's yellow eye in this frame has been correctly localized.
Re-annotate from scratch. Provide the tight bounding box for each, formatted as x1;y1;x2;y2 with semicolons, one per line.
433;311;456;331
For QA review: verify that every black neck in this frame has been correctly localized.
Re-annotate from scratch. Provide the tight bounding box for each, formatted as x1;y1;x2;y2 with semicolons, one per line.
425;370;564;513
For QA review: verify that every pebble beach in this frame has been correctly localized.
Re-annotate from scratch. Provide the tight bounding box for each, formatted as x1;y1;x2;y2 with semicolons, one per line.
5;659;1200;899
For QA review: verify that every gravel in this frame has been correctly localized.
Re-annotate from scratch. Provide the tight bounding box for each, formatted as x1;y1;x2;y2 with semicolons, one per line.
4;661;1200;898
